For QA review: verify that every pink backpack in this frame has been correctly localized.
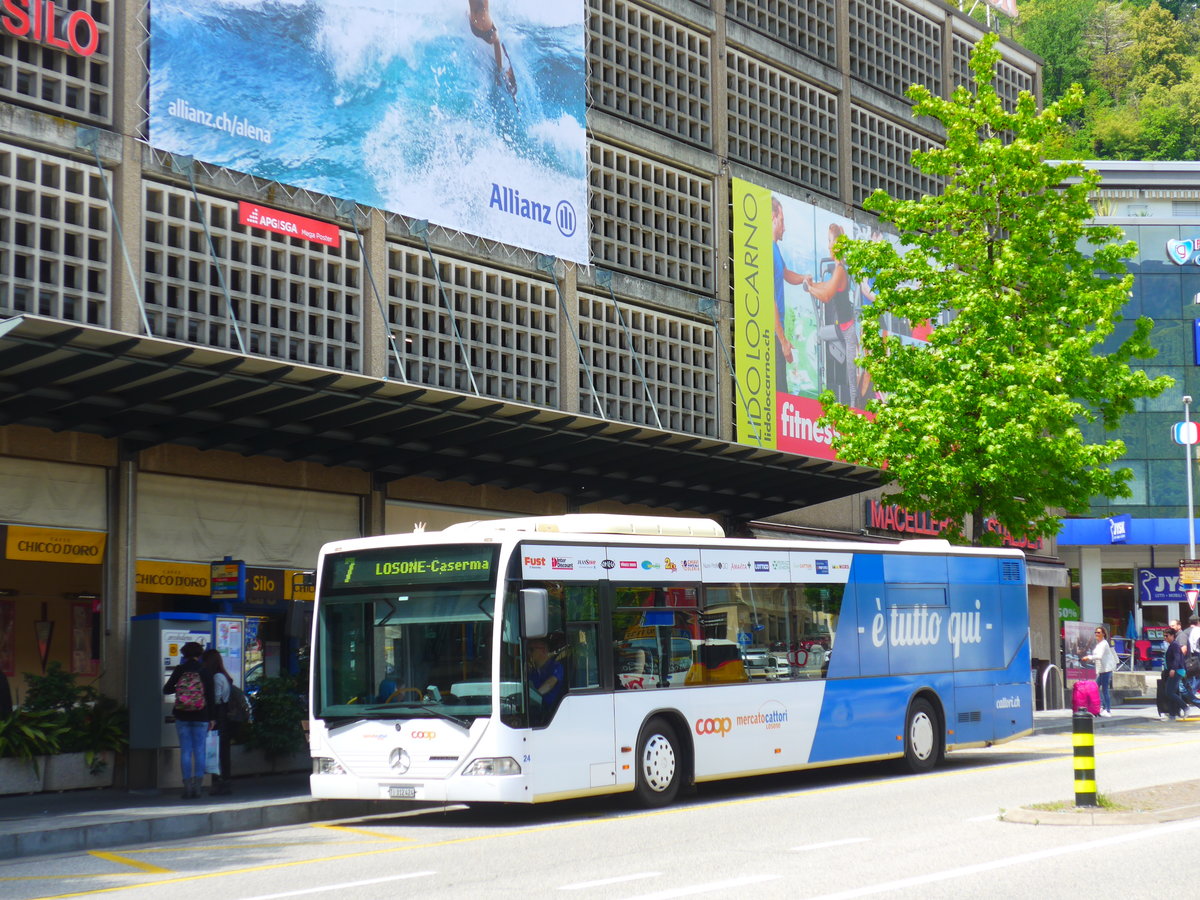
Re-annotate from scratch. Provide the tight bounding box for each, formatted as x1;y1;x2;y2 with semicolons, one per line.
1072;678;1100;715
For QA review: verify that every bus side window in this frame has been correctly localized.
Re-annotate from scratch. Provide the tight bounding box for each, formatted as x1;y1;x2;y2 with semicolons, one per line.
569;624;599;689
564;585;600;690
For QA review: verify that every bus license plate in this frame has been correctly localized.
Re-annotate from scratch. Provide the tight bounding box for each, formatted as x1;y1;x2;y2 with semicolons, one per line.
389;786;417;799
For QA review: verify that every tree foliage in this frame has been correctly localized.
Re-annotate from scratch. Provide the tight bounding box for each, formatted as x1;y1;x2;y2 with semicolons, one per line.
1014;0;1098;99
1015;0;1200;159
819;33;1171;546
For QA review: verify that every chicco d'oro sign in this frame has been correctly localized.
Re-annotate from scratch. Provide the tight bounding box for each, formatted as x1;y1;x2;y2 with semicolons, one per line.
238;201;341;248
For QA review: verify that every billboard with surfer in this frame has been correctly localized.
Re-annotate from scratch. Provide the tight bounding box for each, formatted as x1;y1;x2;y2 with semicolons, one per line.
148;0;588;263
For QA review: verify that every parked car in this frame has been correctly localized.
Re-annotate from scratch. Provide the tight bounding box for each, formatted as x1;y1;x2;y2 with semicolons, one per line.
742;648;789;680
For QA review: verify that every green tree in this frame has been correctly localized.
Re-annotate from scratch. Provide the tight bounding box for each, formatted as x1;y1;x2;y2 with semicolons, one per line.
1014;0;1098;100
1084;2;1134;100
1126;0;1190;93
819;33;1171;546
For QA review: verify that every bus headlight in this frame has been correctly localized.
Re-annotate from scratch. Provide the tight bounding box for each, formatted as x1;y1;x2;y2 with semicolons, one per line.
462;757;521;776
314;757;345;775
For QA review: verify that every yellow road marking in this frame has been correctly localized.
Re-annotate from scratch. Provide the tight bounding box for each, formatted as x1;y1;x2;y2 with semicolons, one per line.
88;851;172;874
27;728;1200;900
311;823;412;840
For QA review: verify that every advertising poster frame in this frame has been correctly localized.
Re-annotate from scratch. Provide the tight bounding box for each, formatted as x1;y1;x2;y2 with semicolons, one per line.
148;0;588;262
732;178;913;459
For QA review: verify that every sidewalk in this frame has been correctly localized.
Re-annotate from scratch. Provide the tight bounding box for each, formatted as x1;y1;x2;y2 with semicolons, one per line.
0;771;391;860
0;704;1167;860
1029;700;1159;734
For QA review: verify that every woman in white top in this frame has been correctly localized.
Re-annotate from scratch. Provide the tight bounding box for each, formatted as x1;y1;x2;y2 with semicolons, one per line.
1083;626;1118;716
201;648;235;794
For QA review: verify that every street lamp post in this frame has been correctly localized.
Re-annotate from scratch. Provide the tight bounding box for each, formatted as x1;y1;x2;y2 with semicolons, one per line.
1187;395;1197;565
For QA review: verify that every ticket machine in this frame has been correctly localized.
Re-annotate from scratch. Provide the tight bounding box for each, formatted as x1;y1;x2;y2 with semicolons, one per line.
127;612;246;788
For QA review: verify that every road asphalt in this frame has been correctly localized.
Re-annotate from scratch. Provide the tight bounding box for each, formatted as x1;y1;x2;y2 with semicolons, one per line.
0;704;1176;859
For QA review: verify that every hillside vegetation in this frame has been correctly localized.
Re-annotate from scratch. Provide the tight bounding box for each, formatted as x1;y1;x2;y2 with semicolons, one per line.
1004;0;1200;159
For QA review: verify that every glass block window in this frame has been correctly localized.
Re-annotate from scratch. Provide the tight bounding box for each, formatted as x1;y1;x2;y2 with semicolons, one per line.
142;182;362;370
589;0;711;148
951;34;1034;112
578;292;717;435
0;145;110;324
0;0;111;123
726;0;837;67
726;50;838;196
848;0;941;102
589;141;714;291
850;105;941;206
386;245;559;406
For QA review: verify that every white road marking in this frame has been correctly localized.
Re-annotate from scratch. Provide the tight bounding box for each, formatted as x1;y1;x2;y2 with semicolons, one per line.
793;837;872;851
624;873;782;899
560;872;662;890
805;816;1200;899
964;812;1000;822
236;871;436;899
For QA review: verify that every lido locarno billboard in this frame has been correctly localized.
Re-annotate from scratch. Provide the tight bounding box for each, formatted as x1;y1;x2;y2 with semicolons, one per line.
148;0;588;263
732;178;929;460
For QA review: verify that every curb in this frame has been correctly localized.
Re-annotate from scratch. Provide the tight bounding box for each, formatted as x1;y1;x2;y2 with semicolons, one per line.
1032;712;1159;735
1000;803;1200;826
0;797;391;860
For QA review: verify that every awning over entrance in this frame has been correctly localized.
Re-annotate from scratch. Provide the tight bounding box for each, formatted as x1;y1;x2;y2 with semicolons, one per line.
0;316;880;519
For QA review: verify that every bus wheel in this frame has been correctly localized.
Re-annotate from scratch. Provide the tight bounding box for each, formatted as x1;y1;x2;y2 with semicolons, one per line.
903;697;940;773
634;718;681;806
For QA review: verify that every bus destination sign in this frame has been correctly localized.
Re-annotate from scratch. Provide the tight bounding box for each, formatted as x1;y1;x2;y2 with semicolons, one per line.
329;545;495;588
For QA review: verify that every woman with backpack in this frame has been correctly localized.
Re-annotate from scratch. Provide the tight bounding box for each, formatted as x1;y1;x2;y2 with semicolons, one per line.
163;641;214;798
202;648;236;795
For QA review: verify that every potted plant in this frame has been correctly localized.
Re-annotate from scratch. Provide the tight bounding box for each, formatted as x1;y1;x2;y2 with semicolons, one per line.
0;708;67;794
20;662;129;790
240;674;308;770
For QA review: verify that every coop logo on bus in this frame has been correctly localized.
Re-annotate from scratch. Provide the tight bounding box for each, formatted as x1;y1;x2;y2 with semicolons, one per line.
408;730;437;740
695;707;789;738
695;717;733;737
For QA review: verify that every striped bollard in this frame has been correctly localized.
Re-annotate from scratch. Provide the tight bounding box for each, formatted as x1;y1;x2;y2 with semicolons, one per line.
1073;711;1097;807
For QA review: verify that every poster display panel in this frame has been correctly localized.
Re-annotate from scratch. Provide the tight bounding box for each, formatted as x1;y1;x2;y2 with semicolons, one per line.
148;0;588;262
732;178;925;460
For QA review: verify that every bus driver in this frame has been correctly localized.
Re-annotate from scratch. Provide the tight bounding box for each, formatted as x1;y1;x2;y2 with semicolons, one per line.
527;638;564;711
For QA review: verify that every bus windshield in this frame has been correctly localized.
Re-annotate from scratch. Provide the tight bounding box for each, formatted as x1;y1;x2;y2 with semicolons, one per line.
313;545;504;724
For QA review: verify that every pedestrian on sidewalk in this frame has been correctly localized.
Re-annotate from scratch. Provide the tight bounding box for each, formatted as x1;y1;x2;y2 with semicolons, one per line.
163;641;214;798
1083;625;1118;716
202;647;235;795
1161;627;1200;719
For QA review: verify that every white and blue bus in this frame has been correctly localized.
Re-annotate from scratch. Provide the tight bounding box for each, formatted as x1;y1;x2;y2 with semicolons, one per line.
308;514;1033;807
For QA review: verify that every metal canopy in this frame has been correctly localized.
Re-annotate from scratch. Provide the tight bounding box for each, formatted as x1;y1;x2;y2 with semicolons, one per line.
0;316;880;519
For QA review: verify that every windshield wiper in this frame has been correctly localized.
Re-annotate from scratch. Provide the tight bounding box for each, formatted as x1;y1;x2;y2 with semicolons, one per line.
363;701;471;729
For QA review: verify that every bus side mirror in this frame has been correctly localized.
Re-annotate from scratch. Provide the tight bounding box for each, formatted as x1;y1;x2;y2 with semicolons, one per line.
521;588;549;638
